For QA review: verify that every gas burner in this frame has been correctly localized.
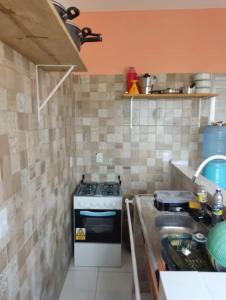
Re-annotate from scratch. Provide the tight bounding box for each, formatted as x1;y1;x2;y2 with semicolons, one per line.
76;183;98;196
101;183;120;196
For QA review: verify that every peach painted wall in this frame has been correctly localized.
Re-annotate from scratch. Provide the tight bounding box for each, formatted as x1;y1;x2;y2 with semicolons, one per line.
76;9;226;74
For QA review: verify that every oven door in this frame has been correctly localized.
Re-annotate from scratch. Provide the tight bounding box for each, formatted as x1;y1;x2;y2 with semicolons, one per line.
74;209;121;243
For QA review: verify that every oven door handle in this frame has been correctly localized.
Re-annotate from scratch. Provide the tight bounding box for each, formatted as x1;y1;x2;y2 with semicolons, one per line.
80;211;116;217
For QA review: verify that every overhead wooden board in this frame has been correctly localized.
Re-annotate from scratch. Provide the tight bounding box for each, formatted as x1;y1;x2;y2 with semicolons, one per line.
0;0;87;71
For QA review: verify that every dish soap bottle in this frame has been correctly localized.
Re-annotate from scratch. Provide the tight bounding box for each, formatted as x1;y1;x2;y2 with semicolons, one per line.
129;80;139;95
197;185;207;218
212;188;224;226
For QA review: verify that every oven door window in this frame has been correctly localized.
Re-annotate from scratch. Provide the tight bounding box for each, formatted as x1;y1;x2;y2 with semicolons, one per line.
74;209;121;243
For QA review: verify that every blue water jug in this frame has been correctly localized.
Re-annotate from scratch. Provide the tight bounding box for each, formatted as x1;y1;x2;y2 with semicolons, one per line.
202;125;226;188
203;125;226;159
203;160;226;189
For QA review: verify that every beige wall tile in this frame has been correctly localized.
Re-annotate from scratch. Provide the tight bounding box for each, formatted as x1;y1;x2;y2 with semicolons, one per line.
0;135;9;158
0;41;77;300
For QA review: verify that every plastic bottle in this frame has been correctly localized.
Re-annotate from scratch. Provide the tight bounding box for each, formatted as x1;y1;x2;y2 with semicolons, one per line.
196;185;207;217
129;80;139;95
127;67;138;92
212;188;224;226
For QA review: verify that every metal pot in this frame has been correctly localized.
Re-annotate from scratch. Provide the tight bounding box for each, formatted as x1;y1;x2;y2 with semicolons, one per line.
52;1;80;22
52;0;67;21
65;20;83;50
139;73;157;94
65;23;102;51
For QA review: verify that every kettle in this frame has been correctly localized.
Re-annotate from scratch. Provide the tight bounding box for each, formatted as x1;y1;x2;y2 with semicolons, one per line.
139;73;157;94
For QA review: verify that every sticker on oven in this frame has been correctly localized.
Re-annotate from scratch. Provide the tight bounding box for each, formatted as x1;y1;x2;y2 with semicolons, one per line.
75;228;86;240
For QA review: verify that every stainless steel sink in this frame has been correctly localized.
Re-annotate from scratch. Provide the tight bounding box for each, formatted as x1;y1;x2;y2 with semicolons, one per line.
154;213;213;271
155;213;208;238
135;196;214;272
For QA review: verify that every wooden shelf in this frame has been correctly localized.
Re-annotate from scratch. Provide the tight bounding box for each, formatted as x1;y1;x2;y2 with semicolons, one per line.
122;93;218;100
0;0;87;71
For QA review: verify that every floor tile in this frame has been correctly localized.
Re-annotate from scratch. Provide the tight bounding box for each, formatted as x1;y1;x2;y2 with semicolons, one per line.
60;270;97;300
95;290;132;300
60;290;95;300
95;271;133;300
69;260;98;272
99;247;132;273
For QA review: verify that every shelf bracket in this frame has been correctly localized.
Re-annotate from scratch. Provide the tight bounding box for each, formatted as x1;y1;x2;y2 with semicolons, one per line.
209;96;216;124
130;97;133;129
36;64;76;122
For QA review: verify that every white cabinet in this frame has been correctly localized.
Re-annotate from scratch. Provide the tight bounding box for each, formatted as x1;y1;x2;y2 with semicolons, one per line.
159;271;226;300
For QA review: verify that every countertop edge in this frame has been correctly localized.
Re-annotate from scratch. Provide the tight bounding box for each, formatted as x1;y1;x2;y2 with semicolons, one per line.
135;194;160;272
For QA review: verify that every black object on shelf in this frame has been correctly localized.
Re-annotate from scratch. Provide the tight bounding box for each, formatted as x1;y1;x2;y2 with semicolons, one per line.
81;27;102;45
52;1;102;51
67;6;80;20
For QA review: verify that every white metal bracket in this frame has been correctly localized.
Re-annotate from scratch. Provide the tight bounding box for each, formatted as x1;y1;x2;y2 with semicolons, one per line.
209;96;216;124
36;64;76;122
130;97;133;129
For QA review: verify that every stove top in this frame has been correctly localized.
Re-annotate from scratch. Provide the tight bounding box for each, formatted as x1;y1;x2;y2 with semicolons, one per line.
75;182;121;197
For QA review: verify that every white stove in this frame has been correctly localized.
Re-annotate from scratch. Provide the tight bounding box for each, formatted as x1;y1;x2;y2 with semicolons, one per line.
73;177;122;267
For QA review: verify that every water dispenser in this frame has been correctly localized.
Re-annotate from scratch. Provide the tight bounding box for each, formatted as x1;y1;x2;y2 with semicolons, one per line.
202;125;226;188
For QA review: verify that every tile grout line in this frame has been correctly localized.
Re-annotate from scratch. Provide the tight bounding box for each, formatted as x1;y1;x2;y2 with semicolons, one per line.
94;268;100;300
99;270;132;274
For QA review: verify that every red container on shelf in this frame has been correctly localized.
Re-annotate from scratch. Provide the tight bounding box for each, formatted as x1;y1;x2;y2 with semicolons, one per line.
127;67;138;92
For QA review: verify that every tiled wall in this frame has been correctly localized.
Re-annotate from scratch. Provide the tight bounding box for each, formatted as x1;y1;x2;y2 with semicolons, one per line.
74;74;210;196
0;42;77;300
0;40;220;300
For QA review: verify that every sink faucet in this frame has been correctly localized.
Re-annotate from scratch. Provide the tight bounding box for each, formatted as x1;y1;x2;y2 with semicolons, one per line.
192;155;226;183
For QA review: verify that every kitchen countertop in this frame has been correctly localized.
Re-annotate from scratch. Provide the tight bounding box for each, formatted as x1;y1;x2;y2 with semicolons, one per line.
134;194;208;272
135;195;198;272
135;194;226;300
136;162;226;272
